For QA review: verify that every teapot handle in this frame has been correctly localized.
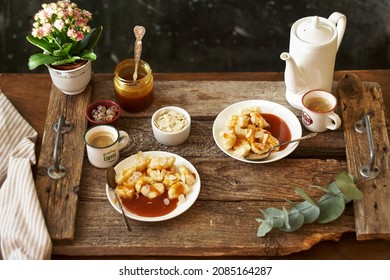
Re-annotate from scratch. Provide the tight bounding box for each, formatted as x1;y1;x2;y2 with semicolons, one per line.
328;12;347;51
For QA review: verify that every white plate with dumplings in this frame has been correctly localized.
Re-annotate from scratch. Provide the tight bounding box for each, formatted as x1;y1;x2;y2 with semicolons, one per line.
106;151;201;222
212;100;302;163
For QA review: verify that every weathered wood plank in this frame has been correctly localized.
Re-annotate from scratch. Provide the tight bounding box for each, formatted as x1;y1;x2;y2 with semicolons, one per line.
93;80;296;118
58;156;349;257
53;200;355;257
116;118;346;159
35;83;92;241
53;201;354;257
338;73;390;240
79;158;348;202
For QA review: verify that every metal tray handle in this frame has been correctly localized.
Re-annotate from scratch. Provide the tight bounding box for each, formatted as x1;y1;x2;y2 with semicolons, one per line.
354;113;380;178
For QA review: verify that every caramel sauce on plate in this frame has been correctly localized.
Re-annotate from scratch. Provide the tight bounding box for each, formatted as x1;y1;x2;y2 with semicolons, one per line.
261;113;292;151
121;192;178;217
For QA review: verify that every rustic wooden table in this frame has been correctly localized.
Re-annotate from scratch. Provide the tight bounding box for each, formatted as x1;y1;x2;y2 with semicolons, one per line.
1;70;390;259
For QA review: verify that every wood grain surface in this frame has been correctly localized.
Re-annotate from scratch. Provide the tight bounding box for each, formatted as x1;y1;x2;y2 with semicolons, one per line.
338;74;390;240
34;83;92;241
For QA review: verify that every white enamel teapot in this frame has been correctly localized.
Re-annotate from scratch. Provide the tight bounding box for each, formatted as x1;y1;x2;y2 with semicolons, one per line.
280;12;347;109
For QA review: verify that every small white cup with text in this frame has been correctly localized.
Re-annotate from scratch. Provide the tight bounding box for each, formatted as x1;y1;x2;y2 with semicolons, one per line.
84;125;129;168
301;90;341;132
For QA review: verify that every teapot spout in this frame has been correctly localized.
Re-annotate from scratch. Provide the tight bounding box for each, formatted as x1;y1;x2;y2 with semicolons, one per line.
280;52;306;94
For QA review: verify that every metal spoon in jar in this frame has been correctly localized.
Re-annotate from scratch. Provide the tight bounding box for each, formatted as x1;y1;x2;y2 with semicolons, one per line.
106;167;132;231
133;25;146;81
245;133;318;161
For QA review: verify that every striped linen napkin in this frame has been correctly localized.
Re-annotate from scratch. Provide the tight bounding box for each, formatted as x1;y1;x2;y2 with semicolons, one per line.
0;92;52;260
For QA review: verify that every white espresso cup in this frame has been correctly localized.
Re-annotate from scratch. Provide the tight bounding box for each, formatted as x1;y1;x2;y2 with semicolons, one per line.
301;90;341;132
84;125;129;168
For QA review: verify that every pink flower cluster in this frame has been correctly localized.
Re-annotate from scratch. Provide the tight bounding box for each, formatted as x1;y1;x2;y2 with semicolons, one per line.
31;0;93;41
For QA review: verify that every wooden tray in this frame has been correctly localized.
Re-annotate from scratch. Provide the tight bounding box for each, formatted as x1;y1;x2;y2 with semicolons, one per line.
35;74;390;256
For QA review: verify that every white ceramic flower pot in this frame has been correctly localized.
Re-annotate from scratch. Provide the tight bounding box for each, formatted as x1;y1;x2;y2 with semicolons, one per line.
47;60;92;95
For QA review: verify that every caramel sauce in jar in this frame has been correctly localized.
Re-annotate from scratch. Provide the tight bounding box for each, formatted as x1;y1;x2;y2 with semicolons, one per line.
114;59;153;112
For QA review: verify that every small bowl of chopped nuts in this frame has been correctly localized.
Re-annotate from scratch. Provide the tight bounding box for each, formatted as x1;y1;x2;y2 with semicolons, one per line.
151;106;191;146
86;99;121;126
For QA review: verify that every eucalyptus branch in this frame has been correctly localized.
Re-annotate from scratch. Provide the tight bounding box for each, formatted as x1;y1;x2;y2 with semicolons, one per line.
256;171;363;237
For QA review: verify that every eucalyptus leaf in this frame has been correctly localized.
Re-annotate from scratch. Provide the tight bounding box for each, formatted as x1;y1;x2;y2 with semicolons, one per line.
282;206;289;229
28;53;63;70
257;209;274;237
317;193;345;223
278;208;304;232
257;219;274;237
284;199;295;208
328;181;351;203
310;185;330;193
335;171;363;200
295;200;320;223
265;208;286;228
259;209;270;219
295;187;317;205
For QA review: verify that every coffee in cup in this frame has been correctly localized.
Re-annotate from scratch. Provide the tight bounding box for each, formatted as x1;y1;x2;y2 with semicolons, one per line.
87;131;115;147
84;125;129;168
302;90;341;132
305;97;333;113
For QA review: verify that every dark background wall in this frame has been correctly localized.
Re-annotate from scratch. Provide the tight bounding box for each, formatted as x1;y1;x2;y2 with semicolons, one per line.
1;0;389;74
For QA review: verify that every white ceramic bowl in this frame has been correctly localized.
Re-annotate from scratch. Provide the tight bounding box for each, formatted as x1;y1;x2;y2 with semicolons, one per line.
151;106;191;146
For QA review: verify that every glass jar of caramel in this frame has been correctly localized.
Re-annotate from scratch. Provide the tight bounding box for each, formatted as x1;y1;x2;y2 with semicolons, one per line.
113;59;153;112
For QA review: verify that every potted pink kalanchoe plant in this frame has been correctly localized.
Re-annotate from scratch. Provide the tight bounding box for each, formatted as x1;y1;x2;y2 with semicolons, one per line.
26;0;103;94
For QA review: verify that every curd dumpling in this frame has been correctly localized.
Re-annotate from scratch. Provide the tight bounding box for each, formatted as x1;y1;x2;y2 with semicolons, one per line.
233;139;251;157
135;175;154;193
250;111;269;129
115;184;135;199
147;168;167;182
179;166;196;186
226;115;239;130
132;151;151;171
221;130;237;150
237;115;250;127
234;125;252;139
115;166;136;185
168;181;191;199
141;183;165;199
239;106;260;116
245;124;260;144
251;131;279;154
227;114;251;130
261;130;279;146
149;156;175;170
162;172;180;188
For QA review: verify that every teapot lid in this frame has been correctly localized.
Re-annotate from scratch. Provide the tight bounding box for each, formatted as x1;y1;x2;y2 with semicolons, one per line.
296;16;333;44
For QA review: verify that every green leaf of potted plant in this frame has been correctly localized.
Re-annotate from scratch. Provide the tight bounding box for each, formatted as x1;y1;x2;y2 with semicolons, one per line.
26;0;103;95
